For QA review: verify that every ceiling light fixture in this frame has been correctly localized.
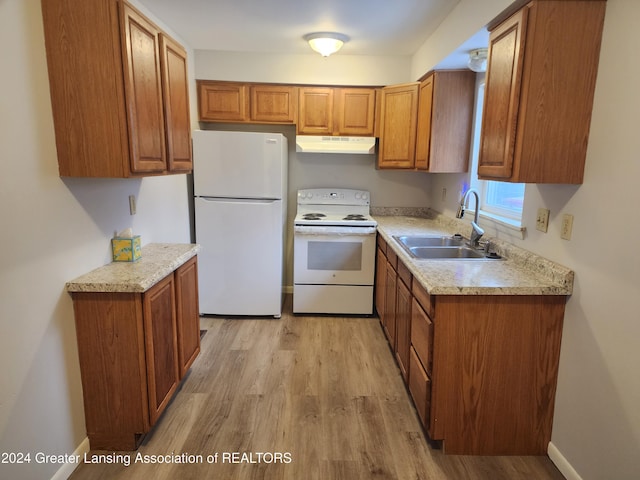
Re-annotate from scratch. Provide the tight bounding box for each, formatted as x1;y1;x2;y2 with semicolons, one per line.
468;48;488;72
304;32;349;57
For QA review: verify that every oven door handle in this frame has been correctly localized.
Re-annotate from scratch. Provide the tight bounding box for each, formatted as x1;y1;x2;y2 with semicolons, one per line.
294;225;377;235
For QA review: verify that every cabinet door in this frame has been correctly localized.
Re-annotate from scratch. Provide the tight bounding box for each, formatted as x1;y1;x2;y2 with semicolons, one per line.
478;8;528;179
198;81;250;122
336;88;376;136
395;276;412;381
250;85;298;123
160;34;192;172
375;247;387;320
409;346;431;428
384;260;397;346
414;75;434;170
411;297;433;376
121;3;167;173
378;83;419;169
175;257;201;378
72;291;150;450
298;87;334;135
143;274;179;425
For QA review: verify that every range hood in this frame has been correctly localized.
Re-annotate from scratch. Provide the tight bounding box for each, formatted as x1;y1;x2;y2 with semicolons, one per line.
295;135;377;154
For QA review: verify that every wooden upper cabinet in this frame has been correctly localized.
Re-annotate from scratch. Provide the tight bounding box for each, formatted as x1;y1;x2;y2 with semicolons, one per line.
198;81;250;122
378;83;419;169
414;76;434;171
197;81;297;124
477;8;527;181
250;85;298;123
41;0;191;177
336;88;376;136
478;0;607;184
298;86;377;136
298;87;334;135
160;34;192;172
121;4;167;174
415;71;475;173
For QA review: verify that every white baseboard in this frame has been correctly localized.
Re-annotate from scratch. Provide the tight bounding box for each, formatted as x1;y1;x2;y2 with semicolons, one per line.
50;437;89;480
548;441;582;480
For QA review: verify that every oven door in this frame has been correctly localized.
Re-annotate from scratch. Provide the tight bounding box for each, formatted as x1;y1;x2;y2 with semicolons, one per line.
293;227;376;285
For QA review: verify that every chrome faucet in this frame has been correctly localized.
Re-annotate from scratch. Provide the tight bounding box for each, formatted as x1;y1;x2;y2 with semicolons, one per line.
456;189;485;248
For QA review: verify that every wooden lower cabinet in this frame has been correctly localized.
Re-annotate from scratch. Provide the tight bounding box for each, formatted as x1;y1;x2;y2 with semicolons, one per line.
175;257;201;377
394;264;412;382
375;239;566;455
143;274;180;426
72;257;200;450
430;295;565;455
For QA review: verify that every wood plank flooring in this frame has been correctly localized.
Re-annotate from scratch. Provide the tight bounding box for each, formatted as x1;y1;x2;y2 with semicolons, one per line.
69;296;565;479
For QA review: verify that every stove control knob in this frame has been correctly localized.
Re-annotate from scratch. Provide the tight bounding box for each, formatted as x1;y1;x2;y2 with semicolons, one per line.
361;192;369;200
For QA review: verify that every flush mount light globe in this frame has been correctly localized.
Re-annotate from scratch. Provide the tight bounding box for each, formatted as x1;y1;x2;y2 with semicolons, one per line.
304;32;349;57
468;48;488;72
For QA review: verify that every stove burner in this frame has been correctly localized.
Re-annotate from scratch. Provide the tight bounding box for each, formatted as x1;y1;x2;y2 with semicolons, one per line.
343;214;367;221
302;213;326;221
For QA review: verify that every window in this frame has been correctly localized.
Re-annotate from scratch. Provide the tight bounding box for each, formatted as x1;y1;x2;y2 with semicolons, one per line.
469;80;524;225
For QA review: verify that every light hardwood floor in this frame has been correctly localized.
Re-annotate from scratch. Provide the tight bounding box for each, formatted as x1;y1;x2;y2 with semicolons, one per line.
69;296;565;479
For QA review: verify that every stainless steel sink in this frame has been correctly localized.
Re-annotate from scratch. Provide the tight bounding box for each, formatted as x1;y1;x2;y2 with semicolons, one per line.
393;235;501;260
408;246;485;259
394;235;464;247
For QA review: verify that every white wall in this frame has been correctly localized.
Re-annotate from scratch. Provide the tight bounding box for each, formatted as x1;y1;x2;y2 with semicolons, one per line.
0;1;193;479
411;0;512;79
195;50;412;86
428;1;640;478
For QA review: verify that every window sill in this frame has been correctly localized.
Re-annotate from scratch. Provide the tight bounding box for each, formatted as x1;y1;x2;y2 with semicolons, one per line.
480;211;526;240
467;209;526;240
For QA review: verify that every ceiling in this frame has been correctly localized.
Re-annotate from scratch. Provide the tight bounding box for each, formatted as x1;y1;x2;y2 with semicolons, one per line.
137;0;481;58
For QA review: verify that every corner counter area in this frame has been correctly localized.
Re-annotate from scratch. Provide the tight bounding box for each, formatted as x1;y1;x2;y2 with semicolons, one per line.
372;210;573;456
66;243;201;451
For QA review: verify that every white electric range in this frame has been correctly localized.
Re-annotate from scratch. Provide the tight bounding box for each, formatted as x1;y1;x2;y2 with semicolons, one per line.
293;188;377;315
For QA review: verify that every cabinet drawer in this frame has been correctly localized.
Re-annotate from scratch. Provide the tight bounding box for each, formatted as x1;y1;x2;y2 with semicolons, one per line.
409;346;431;428
412;280;433;318
386;247;398;271
411;297;433;375
377;234;388;256
397;260;412;288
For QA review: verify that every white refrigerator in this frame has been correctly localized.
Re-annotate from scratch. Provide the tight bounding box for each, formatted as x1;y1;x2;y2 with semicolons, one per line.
192;130;287;317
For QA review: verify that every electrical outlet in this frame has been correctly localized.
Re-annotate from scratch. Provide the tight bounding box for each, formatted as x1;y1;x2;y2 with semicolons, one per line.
129;195;136;215
561;214;574;240
441;188;447;202
536;208;550;233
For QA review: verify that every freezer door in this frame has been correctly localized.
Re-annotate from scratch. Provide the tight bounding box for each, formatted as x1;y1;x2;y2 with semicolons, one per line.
195;197;284;316
193;130;286;199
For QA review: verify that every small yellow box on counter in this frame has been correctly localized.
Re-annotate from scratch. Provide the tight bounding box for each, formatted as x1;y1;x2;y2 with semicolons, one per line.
111;236;141;262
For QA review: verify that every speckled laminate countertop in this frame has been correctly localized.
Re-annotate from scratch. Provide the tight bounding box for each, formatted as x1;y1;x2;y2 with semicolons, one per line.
66;243;201;293
374;213;573;296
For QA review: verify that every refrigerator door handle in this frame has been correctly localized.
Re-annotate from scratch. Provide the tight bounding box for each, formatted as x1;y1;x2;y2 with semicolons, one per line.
197;197;280;204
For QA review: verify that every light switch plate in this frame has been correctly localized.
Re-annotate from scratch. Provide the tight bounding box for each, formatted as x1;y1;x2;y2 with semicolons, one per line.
536;208;550;233
561;214;574;240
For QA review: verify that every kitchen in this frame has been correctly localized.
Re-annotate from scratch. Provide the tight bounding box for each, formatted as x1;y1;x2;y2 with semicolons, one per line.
0;0;638;479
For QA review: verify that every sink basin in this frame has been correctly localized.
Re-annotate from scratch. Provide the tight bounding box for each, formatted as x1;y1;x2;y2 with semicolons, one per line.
393;235;501;260
408;246;485;259
394;235;464;247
